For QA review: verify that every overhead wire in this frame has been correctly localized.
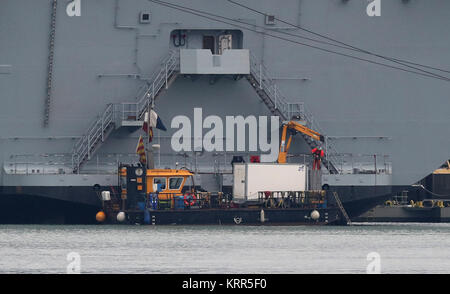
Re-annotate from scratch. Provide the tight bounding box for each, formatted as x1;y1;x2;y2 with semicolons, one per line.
148;0;450;82
227;0;450;75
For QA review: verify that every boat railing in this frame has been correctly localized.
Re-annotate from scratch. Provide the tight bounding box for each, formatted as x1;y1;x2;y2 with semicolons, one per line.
5;151;391;176
145;191;232;210
5;153;139;175
256;190;329;209
152;152;390;175
327;153;392;175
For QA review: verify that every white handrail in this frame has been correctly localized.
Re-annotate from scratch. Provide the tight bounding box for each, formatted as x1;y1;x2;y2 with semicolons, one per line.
249;53;342;173
72;50;180;172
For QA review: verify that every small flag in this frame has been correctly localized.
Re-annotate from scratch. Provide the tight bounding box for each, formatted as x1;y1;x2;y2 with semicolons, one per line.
136;135;146;165
149;109;167;131
142;112;149;133
142;110;165;143
149;127;154;143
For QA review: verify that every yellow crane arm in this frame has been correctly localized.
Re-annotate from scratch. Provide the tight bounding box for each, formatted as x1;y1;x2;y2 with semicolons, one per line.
277;121;325;164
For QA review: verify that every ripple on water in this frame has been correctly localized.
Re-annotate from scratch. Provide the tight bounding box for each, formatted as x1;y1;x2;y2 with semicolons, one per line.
0;223;449;273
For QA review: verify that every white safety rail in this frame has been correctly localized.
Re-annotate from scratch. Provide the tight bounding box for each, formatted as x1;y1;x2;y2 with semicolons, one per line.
248;54;341;174
72;50;180;173
71;50;352;174
72;103;114;173
329;153;392;175
115;50;180;122
299;103;342;174
6;153;139;175
249;54;300;119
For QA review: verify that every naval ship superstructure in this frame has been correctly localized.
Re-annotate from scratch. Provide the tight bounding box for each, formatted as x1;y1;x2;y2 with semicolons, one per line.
1;0;449;223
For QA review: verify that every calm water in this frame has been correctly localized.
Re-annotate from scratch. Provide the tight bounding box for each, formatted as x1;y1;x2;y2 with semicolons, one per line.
0;223;449;274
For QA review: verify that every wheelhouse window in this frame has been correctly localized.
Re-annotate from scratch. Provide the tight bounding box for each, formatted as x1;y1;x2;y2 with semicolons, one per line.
169;177;184;190
153;177;166;190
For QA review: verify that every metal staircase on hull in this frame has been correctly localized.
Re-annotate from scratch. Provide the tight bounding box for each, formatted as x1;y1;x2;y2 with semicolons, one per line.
72;50;179;173
333;191;352;225
247;54;340;174
72;50;340;174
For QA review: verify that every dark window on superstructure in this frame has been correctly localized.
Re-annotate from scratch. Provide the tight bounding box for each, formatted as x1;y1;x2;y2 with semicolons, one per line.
153;177;166;190
203;36;215;54
169;177;184;190
139;12;151;24
265;14;275;25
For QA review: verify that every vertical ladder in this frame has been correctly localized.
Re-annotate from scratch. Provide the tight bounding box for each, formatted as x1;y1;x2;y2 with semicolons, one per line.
333;191;352;225
44;0;58;127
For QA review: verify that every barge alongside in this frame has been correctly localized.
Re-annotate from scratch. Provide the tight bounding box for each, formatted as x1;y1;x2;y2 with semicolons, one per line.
96;164;347;225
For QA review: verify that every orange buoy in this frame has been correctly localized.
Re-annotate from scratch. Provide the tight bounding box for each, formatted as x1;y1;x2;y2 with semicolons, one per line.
96;211;106;223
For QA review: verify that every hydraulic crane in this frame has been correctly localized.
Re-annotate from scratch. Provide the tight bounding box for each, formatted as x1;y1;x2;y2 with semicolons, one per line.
277;120;325;164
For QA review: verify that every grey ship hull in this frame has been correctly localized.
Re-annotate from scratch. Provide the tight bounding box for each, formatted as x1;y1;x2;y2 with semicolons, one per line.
355;206;450;223
1;0;450;223
0;182;395;224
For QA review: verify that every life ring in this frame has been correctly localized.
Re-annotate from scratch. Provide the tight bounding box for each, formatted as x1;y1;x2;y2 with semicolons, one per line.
184;193;197;206
233;216;243;225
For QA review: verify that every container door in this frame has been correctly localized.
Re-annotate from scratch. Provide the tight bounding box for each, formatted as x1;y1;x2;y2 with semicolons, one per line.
233;164;246;200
